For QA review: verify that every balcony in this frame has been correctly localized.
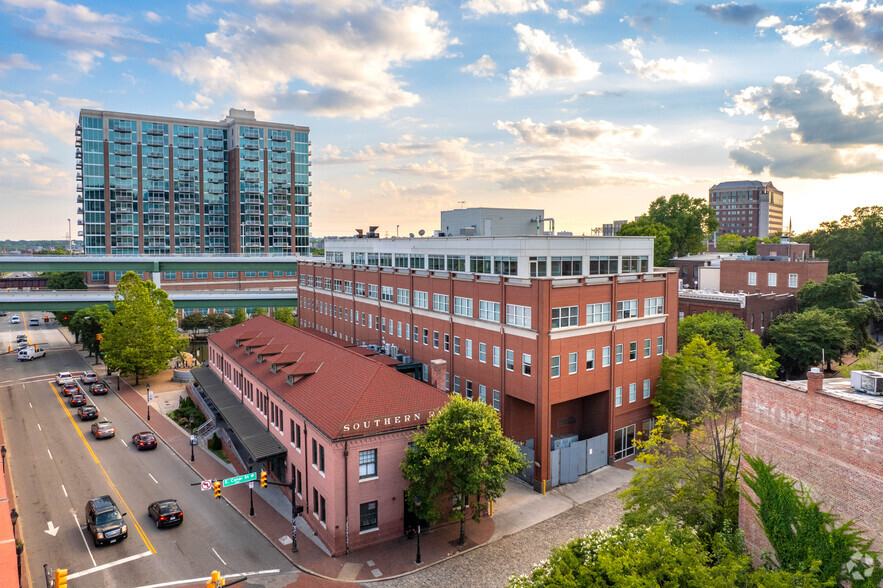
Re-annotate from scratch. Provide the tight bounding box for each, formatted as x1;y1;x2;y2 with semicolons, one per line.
242;129;259;140
77;219;83;225
270;142;288;152
115;158;133;168
75;138;82;148
177;172;199;182
114;135;133;145
145;127;164;136
112;125;133;133
77;195;84;203
147;217;166;225
145;136;165;147
177;151;196;161
75;124;82;136
178;163;197;172
115;191;134;201
115;204;134;213
145;172;165;181
76;149;82;158
242;153;259;162
76;160;83;170
177;129;197;139
114;145;134;156
205;153;225;162
76;183;83;192
206;219;226;226
177;194;198;203
243;228;263;237
77;230;84;237
146;160;165;170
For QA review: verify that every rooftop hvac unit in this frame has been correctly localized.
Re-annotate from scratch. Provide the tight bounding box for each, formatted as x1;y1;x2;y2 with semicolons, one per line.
851;370;883;396
389;344;398;357
402;356;412;364
366;344;380;352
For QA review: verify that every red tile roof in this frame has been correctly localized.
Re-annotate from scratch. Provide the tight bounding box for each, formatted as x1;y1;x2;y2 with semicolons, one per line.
209;316;450;440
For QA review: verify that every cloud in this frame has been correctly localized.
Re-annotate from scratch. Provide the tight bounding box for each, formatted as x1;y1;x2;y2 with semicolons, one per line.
461;0;549;17
620;38;710;83
508;24;600;96
186;2;213;20
775;0;883;53
577;1;604;16
1;0;158;48
695;2;766;25
176;93;215;112
756;15;781;28
726;63;883;177
159;1;454;119
0;53;39;74
462;54;497;77
556;8;579;22
0;95;77;150
621;4;672;32
494;117;656;149
66;49;104;73
143;10;162;23
111;54;126;63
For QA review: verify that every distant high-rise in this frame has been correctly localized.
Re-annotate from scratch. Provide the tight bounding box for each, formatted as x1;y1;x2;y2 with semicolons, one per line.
709;180;783;240
76;108;310;256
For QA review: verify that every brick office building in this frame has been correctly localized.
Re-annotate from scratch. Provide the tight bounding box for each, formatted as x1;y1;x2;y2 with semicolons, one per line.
297;235;679;490
709;180;783;240
740;371;883;556
201;315;450;555
678;290;795;335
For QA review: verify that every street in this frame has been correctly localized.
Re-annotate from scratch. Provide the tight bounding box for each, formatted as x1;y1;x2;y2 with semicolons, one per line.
0;313;292;587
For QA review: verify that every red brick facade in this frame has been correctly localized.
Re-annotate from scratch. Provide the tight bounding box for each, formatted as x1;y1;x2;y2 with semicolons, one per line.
719;259;828;295
678;291;795;335
740;373;883;557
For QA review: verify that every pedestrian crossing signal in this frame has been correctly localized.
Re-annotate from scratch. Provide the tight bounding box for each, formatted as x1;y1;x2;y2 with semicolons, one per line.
213;480;221;499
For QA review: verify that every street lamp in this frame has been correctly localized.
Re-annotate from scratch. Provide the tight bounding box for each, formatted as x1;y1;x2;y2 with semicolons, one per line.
413;495;422;565
189;415;195;462
10;508;18;536
1;445;6;474
248;458;255;517
146;383;151;421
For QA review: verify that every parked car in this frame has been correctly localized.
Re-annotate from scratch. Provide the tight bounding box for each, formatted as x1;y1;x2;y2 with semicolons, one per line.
81;372;99;384
28;318;39;327
56;372;74;385
69;393;86;407
17;341;30;350
0;312;7;317
62;383;79;397
131;432;158;451
91;421;115;439
10;315;20;324
147;499;183;528
17;346;45;361
90;382;109;395
85;496;127;547
15;335;27;343
77;405;99;420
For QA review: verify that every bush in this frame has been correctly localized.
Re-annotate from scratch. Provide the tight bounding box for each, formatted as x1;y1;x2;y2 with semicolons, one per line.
209;432;222;451
167;394;206;431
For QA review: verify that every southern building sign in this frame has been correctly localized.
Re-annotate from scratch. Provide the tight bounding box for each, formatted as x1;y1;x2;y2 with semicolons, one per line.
338;409;438;437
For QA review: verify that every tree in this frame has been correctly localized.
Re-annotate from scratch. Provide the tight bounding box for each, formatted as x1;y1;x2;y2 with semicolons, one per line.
635;194;719;260
716;234;746;253
273;307;296;326
839;349;883;378
231;308;247;325
848;250;883;297
766;309;851;378
677;312;779;378
401;395;527;546
204;313;231;332
251;307;268;317
616;220;672;267
101;272;187;384
742;454;882;586
44;272;86;290
69;305;112;345
180;312;206;333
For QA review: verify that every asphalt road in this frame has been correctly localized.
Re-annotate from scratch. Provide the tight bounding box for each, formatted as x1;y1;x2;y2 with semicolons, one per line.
0;312;292;587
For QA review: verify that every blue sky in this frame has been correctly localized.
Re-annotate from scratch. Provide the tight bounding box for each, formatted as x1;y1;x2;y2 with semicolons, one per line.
2;0;883;241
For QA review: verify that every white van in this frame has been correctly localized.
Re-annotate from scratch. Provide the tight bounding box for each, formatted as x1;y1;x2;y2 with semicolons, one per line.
18;346;46;361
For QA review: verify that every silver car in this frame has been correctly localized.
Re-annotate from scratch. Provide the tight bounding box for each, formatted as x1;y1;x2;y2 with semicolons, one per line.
82;372;99;384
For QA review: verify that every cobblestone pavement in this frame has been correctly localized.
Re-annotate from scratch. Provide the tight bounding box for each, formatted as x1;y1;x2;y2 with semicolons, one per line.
381;490;624;588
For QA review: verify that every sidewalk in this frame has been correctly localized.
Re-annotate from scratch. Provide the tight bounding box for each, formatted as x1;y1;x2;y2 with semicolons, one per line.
59;327;634;584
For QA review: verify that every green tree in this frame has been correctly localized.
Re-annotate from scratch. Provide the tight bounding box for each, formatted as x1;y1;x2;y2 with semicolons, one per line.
766;309;851;378
839;349;883;378
616;220;673;267
101;272;187;384
848;250;883;297
251;307;268;317
639;193;719;259
180;312;206;333
797;207;883;284
677;312;779;377
69;305;112;345
716;234;747;253
743;454;882;586
44;272;86;290
744;236;762;255
401;394;527;546
272;307;296;326
204;313;231;332
231;308;247;325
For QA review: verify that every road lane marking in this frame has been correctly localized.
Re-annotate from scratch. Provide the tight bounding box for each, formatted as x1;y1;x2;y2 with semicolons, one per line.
120;439;127;447
134;570;281;588
61;484;67;497
148;473;158;484
37;423;41;431
28;402;32;408
73;512;97;568
212;547;227;566
67;550;152;580
47;449;52;460
50;383;156;555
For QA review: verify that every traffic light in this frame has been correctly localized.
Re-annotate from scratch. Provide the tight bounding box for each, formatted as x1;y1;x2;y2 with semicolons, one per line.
213;480;221;499
206;570;224;587
260;470;267;488
54;568;68;588
96;333;103;341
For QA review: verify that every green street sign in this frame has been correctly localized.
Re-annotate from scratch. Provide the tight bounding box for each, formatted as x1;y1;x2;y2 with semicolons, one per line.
222;472;257;488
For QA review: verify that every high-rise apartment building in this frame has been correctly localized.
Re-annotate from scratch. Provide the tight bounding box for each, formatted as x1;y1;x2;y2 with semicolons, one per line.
76;108;310;256
709;180;783;240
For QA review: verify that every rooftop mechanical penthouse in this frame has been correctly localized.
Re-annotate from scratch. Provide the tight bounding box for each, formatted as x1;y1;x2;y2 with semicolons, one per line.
298;235;678;491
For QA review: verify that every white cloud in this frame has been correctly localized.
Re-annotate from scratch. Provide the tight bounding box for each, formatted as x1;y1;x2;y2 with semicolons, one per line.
143;10;162;23
461;0;549;17
495;117;656;149
176;93;215;112
577;1;604;16
508;24;600;96
111;54;127;63
0;53;39;74
775;0;883;53
756;15;781;28
160;1;454;119
462;54;497;77
620;38;710;83
66;49;104;73
556;9;580;23
1;0;158;47
186;3;213;20
0;95;76;150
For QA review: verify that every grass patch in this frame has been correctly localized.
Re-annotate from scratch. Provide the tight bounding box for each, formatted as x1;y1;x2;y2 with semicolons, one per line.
210;447;230;463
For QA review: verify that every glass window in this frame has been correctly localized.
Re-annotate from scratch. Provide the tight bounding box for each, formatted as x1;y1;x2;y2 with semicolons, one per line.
214;271;225;278
551;306;579;328
550;256;582;276
470;255;492;273
506;349;514;371
629;341;637;361
465;339;472;359
359;449;377;479
506;304;531;328
768;273;777;287
454;336;460;355
629;382;636;402
478;384;487;403
453;376;460;394
359;501;378;531
615;386;622;407
586;349;595;370
432;293;449;313
614;424;636;460
479;300;501;322
788;273;798;288
551;356;560;378
479;342;486;363
644;339;651;358
616;344;623;364
397;288;409;305
643;379;651;399
568;352;578;374
465;380;473;399
616;299;639;320
657;336;664;355
433;331;439;348
644;297;664;316
522;353;531;376
748;272;757;286
602;346;610;367
493;346;500;367
493;389;501;411
444;333;450;351
586;302;611;324
413;291;428;309
164;271;176;280
453;296;473;317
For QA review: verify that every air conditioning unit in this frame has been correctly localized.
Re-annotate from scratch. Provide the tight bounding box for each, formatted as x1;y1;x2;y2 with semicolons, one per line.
851;370;883;396
389;344;398;357
366;344;380;352
402;356;412;364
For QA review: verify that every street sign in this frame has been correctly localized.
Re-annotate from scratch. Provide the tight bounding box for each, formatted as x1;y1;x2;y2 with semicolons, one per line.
200;480;212;491
248;481;254;489
222;472;257;488
148;390;154;403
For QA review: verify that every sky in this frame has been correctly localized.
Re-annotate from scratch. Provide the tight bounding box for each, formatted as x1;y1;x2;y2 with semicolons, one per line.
1;0;883;241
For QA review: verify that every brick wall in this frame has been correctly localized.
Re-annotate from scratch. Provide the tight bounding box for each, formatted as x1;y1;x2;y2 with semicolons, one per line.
740;373;883;558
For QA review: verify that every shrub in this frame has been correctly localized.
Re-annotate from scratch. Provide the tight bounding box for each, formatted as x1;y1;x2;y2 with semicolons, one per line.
209;432;222;451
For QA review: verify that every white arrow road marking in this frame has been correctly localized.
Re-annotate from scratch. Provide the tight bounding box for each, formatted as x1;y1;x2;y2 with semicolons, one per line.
45;521;59;536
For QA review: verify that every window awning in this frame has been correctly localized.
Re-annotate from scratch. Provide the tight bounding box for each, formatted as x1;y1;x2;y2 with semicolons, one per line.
191;367;287;462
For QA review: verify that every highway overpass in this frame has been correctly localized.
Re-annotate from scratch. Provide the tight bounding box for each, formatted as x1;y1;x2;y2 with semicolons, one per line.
0;289;297;311
0;254;314;276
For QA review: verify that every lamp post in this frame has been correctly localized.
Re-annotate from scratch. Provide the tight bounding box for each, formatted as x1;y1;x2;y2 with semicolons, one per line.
413;495;422;565
248;458;255;517
189;415;195;462
146;383;151;421
1;446;6;474
10;508;18;536
67;218;72;254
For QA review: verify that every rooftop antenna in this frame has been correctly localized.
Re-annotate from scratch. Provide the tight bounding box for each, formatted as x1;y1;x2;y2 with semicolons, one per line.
418;229;425;237
457;200;467;209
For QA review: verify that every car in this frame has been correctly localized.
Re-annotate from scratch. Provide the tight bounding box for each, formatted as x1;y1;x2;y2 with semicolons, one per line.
147;499;183;528
10;315;20;324
56;372;74;385
131;432;158;450
0;312;6;317
81;372;99;384
17;341;30;350
28;318;39;327
69;393;86;407
91;421;115;439
62;383;79;397
17;347;45;361
15;335;27;343
85;496;127;547
90;382;109;395
77;405;99;420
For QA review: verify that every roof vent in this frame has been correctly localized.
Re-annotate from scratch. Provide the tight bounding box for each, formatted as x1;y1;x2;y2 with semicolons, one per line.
851;370;883;396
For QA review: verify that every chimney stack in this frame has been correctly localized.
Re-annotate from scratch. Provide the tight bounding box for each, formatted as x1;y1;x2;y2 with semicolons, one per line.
806;368;824;394
429;359;447;393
